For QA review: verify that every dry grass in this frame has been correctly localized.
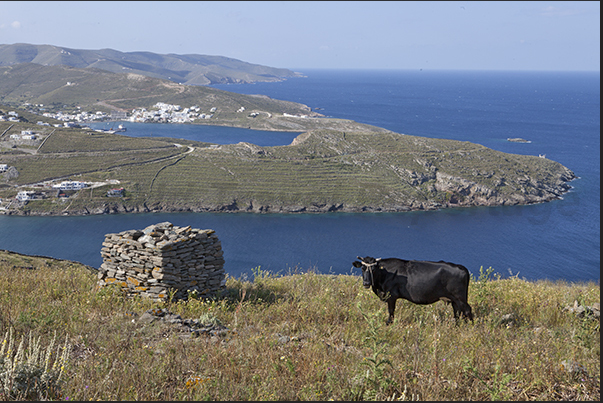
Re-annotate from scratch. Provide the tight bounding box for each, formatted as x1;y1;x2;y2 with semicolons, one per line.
0;251;599;400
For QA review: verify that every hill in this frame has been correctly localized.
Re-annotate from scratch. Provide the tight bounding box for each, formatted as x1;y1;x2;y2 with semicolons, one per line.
0;43;302;85
0;63;394;133
0;117;576;216
0;250;599;400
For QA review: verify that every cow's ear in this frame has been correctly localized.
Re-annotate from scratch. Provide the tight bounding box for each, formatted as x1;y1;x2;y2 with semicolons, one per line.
352;261;362;268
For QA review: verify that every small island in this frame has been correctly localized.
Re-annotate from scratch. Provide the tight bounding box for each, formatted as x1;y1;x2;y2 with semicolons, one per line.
507;137;531;143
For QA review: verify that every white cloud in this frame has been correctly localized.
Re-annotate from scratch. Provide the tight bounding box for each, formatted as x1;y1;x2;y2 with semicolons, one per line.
11;21;21;29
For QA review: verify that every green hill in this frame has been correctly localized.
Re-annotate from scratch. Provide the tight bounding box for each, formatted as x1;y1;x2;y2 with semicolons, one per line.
0;118;576;216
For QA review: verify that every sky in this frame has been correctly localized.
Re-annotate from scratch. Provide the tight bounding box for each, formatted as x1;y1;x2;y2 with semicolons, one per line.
0;1;599;71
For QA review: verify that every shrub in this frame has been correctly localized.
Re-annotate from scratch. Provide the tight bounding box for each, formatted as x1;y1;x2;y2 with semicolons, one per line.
0;329;70;400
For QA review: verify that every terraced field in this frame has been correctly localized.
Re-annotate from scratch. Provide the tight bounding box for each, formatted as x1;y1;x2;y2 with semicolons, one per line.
0;120;576;216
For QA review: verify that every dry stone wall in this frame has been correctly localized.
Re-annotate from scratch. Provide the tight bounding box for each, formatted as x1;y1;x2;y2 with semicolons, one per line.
97;221;225;300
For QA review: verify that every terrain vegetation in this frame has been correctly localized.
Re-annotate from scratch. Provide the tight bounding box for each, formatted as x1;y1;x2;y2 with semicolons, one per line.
0;250;599;400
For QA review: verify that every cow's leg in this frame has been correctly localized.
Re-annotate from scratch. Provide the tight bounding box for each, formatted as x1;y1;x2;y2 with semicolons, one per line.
451;299;474;322
451;301;461;321
460;301;474;322
386;298;397;325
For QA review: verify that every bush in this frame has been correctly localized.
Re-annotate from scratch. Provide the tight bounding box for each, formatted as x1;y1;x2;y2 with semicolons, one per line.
0;329;70;400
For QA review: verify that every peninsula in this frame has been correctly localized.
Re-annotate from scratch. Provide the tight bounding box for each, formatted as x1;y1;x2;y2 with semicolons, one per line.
0;63;577;216
0;114;575;216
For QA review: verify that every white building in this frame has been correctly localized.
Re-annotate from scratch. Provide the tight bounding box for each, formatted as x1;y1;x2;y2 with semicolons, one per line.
16;191;45;201
52;181;88;190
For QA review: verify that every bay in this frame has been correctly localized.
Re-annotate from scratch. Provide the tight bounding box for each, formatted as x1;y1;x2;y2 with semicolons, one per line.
1;70;599;283
85;121;301;147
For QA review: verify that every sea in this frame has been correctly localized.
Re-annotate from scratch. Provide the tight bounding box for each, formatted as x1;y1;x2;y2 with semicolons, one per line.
0;69;599;283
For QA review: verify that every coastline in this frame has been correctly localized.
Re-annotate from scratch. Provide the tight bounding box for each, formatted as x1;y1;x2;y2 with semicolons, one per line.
2;182;575;217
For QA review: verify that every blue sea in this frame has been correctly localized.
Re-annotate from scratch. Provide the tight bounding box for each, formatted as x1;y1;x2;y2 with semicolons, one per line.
1;70;599;282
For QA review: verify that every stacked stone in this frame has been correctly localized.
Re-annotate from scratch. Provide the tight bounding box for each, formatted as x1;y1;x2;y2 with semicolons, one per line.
97;221;226;301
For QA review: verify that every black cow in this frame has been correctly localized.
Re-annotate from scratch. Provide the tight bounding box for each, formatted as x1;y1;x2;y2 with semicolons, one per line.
352;256;473;324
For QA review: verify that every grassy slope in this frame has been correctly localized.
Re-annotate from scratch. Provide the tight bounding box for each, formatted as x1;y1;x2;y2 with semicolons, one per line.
0;122;575;215
0;64;320;123
0;64;401;133
0;250;599;400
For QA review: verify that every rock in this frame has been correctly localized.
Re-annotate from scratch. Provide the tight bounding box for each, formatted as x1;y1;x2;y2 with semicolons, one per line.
136;309;231;339
499;313;519;327
563;300;600;319
561;360;588;377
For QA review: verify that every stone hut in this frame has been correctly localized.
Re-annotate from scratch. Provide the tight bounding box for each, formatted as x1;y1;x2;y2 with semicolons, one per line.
97;222;226;300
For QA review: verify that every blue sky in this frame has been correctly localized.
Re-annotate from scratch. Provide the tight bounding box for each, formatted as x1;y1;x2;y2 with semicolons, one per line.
0;1;599;71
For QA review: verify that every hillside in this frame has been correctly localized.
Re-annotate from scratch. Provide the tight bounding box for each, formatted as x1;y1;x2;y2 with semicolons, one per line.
0;63;316;118
0;63;393;133
0;118;576;216
0;250;599;400
0;43;302;85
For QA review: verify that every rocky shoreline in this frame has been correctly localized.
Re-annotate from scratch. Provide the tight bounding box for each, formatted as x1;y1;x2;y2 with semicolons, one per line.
1;123;577;218
3;179;576;217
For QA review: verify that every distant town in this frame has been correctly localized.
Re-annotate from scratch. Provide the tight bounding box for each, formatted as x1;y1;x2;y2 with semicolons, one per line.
0;102;220;126
2;100;308;128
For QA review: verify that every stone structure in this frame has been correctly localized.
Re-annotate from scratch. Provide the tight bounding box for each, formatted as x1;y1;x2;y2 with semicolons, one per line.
97;222;226;300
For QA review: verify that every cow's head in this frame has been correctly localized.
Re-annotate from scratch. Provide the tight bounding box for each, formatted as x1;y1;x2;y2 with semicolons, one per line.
352;256;380;288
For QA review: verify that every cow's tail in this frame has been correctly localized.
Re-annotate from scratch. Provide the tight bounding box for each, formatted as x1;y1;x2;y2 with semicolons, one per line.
454;264;471;301
460;265;474;321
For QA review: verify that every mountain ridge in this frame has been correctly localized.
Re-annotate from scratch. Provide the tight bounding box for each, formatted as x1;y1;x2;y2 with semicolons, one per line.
0;43;302;85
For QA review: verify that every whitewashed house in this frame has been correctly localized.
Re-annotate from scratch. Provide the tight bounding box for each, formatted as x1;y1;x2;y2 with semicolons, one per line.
16;191;45;201
52;181;88;190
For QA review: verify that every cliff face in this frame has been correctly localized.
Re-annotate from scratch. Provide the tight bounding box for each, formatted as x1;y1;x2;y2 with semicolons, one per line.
433;167;575;208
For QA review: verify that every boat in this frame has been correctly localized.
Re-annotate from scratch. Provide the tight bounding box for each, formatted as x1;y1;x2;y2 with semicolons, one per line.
93;124;126;134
